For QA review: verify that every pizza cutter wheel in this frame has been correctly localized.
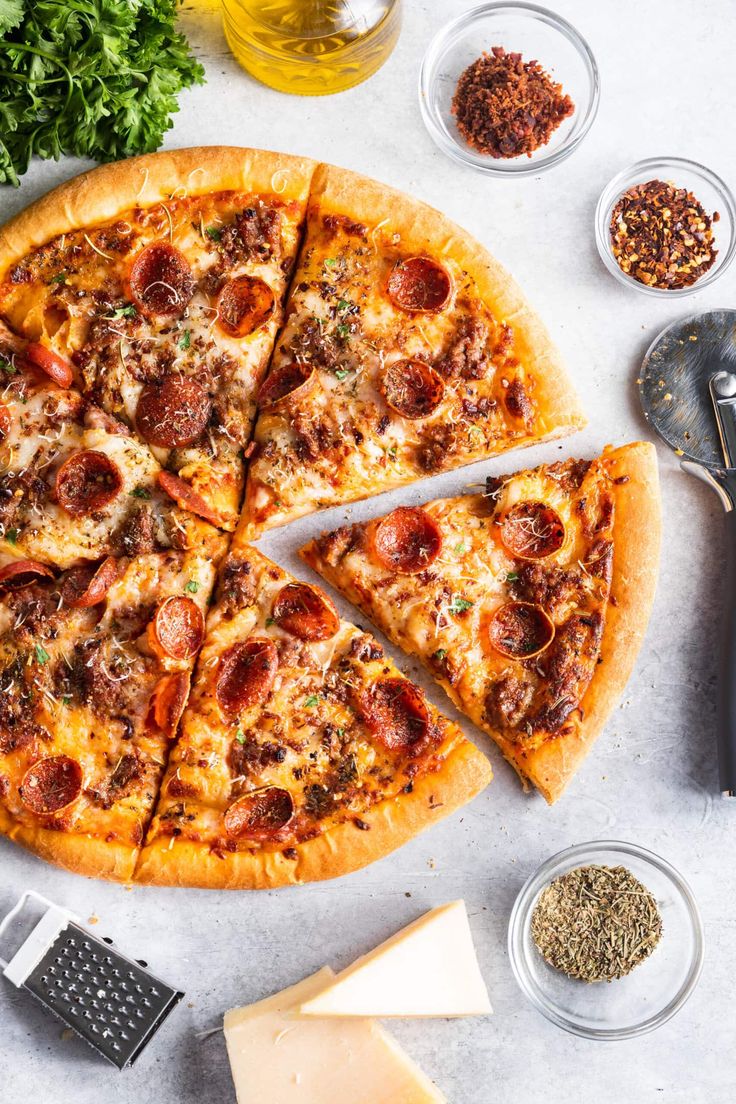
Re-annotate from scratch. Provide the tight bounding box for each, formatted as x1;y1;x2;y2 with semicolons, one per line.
639;308;736;797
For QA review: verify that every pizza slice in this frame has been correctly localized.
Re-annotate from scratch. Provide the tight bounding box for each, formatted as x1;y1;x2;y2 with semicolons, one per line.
0;546;220;881
300;443;660;803
0;320;227;569
240;161;585;537
0;147;316;530
136;544;491;888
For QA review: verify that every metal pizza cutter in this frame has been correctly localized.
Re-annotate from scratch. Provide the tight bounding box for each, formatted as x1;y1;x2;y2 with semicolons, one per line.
639;308;736;797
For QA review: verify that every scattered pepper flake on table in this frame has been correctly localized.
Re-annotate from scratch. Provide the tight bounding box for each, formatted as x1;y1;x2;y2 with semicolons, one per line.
451;46;575;158
609;179;719;289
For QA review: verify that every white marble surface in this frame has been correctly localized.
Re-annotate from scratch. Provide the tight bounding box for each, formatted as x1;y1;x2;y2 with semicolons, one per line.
1;1;734;1101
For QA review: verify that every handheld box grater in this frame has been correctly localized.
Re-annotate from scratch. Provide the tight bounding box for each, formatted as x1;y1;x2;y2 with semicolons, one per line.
0;890;184;1068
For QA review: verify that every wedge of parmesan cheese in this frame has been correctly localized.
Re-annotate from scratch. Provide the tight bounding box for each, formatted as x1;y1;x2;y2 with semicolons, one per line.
298;901;491;1018
223;967;446;1104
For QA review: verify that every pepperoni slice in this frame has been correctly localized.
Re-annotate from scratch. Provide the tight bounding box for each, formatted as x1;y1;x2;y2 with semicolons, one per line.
371;507;442;574
19;756;83;815
25;342;74;388
148;671;191;737
60;557;119;608
129;242;195;317
387;257;452;313
157;471;222;526
488;601;555;659
272;583;339;642
216;638;278;716
0;404;11;439
55;450;123;516
499;501;565;560
257;362;315;409
149;596;205;661
381;359;445;420
224;786;294;841
0;560;55;590
217;276;275;338
358;678;431;752
136;376;212;448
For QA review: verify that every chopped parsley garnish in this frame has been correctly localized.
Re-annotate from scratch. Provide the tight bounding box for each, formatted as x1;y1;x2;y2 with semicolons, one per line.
433;648;448;661
336;323;350;339
129;485;151;500
185;579;200;594
337;299;350;311
5;528;18;545
235;729;246;745
449;596;474;614
205;226;222;242
0;357;16;375
336;727;345;738
386;445;398;460
50;272;67;285
304;695;320;708
108;304;136;319
324;257;337;268
334;368;349;381
34;643;50;665
506;571;519;582
455;541;467;554
265;616;275;627
179;329;191;350
62;695;73;706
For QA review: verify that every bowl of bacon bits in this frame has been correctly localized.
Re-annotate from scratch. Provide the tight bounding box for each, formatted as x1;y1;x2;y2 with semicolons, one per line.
595;157;736;296
419;2;599;175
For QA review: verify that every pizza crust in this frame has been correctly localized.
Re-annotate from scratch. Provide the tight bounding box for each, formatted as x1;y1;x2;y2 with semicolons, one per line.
0;806;137;882
0;146;317;278
134;739;491;889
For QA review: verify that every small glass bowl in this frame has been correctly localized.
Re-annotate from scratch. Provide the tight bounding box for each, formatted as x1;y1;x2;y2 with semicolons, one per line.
418;2;599;176
595;157;736;297
508;841;704;1040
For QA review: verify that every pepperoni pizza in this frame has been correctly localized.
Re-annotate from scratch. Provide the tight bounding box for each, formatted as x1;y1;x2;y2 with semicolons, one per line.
301;444;661;803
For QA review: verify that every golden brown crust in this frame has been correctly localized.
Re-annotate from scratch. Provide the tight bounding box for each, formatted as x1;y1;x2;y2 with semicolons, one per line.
134;740;491;888
0;807;137;882
0;146;317;277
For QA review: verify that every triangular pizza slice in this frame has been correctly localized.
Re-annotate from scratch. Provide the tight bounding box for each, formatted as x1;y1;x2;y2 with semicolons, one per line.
136;544;491;888
0;546;221;881
300;443;660;803
240;162;585;537
0;147;316;530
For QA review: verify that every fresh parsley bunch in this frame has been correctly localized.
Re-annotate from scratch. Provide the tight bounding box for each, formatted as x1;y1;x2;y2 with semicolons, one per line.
0;0;205;186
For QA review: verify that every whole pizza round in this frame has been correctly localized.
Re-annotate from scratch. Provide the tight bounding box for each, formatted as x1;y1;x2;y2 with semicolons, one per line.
0;147;659;887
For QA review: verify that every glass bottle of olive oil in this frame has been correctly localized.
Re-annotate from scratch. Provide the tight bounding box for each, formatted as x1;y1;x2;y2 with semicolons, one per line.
221;0;402;95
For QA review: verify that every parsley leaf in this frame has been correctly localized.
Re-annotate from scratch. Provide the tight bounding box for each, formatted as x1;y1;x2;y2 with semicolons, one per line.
433;648;448;661
62;694;73;706
5;528;18;545
304;695;319;708
130;485;151;500
336;323;350;339
265;616;275;627
34;643;50;665
107;304;136;320
0;2;205;187
324;258;337;268
50;272;67;285
205;226;222;242
0;357;16;375
506;571;519;582
334;368;349;381
455;541;467;554
235;729;246;745
448;596;474;614
185;579;200;593
179;329;191;350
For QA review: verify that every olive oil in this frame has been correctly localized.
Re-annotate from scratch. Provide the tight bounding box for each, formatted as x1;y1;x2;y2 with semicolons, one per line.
222;0;402;95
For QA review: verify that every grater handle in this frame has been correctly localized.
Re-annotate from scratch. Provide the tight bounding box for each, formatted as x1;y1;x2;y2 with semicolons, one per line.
0;891;77;979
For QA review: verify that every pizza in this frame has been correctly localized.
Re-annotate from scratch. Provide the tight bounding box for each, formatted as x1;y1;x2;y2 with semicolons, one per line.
0;147;315;531
300;443;660;803
135;544;491;888
0;548;220;881
240;162;585;537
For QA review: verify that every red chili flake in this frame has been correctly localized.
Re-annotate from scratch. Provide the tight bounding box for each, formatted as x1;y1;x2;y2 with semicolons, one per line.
451;46;574;159
609;179;719;289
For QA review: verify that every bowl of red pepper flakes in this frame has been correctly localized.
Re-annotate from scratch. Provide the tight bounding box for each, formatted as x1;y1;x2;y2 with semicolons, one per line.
419;2;599;176
595;157;736;297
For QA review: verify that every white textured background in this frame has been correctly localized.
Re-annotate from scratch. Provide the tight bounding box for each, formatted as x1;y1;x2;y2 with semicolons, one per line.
1;1;734;1101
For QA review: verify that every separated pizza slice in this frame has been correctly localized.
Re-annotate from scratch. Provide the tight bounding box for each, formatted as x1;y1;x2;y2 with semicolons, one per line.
0;545;221;881
0;147;316;530
136;544;491;888
0;320;227;569
300;443;660;803
240;161;585;537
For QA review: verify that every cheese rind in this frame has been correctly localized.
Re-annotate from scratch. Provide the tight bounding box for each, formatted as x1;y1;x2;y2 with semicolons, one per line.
298;901;492;1018
223;968;446;1104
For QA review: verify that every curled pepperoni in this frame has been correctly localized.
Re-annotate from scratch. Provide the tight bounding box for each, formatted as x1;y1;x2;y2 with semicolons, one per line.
488;602;555;659
499;501;565;560
387;257;452;313
216;638;278;716
149;596;204;661
224;786;294;841
381;359;445;420
0;404;10;438
148;671;191;737
357;678;431;752
55;450;123;516
129;242;195;317
19;756;83;815
25;342;74;388
258;362;315;409
58;557;118;608
272;583;339;642
157;471;222;526
217;276;275;338
136;376;212;448
0;560;55;590
371;507;442;574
